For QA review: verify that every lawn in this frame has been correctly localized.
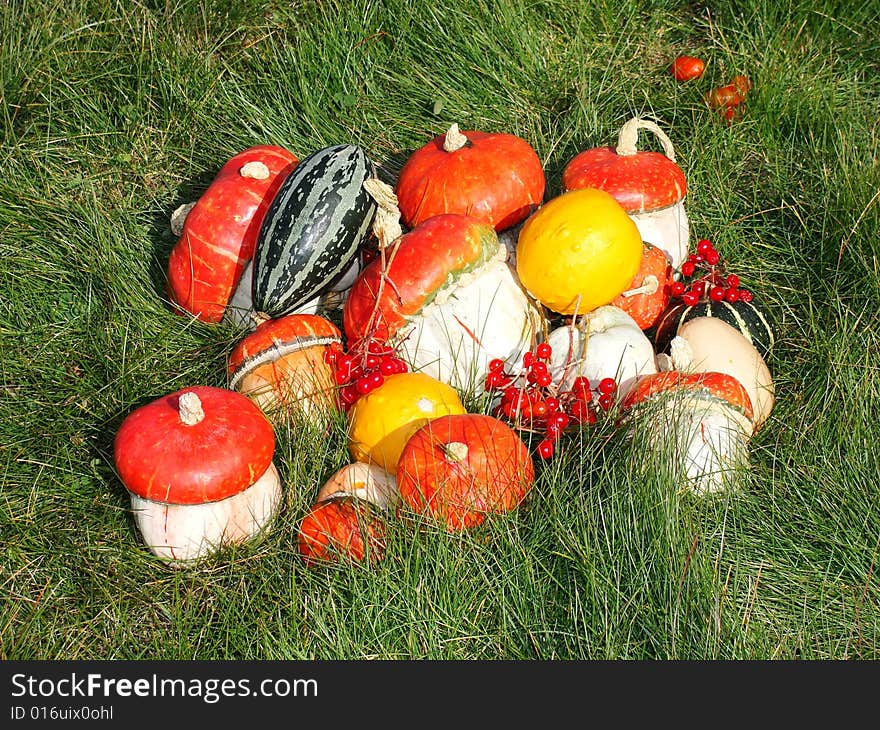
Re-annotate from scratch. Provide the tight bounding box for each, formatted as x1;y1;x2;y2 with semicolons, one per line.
1;0;878;660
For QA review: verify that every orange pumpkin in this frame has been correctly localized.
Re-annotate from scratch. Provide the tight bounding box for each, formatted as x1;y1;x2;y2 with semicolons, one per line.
396;413;534;531
297;496;386;566
611;242;672;330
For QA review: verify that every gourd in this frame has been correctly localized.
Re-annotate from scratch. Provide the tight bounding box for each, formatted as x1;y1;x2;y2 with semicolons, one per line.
113;386;282;566
652;296;774;361
395;123;545;231
515;187;642;315
396;413;535;531
297;495;386;566
562;117;690;270
546;305;658;401
316;462;400;511
344;213;544;397
252;144;376;318
621;371;754;495
227;313;342;427
166;145;298;325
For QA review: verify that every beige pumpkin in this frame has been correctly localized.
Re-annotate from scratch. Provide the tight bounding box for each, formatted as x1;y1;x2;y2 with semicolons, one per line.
669;316;774;433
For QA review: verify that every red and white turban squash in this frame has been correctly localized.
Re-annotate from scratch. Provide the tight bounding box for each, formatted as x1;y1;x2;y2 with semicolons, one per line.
166;145;299;326
395;123;545;232
113;386;282;565
562;117;690;270
343;213;544;396
621;371;754;495
227;313;342;427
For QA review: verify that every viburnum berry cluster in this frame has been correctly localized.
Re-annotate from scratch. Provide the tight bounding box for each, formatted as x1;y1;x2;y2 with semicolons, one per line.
485;343;617;460
324;338;409;410
670;238;753;306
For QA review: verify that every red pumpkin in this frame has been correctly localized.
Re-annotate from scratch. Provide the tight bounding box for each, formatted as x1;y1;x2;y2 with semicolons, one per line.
562;117;690;270
113;386;282;564
610;242;672;330
395;123;545;231
227;313;342;425
297;496;386;566
396;413;535;531
167;145;298;324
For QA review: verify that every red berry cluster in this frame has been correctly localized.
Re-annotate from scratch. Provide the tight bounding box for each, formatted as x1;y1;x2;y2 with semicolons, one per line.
323;338;409;410
669;239;753;307
485;343;617;460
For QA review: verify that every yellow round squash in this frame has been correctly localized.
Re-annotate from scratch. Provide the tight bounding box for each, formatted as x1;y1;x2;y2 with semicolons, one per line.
347;372;466;472
515;187;643;315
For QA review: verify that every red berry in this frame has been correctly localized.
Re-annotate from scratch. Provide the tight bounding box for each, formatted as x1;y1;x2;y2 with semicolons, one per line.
725;287;740;303
355;377;372;395
530;361;548;376
532;400;548;418
489;358;505;372
682;292;699;307
365;354;380;370
726;274;740;288
681;261;696;278
691;281;706;297
536;373;553;388
535;343;553;359
705;250;720;266
569;400;590;422
670;281;686;298
696;239;713;255
523;351;535;367
709;285;726;302
340;384;359;406
544;397;560;413
598;377;617;395
598;393;614;410
572;377;592;400
369;372;384;389
546;422;563;439
552;412;570;429
739;289;753;303
380;359;397;375
536;439;555;460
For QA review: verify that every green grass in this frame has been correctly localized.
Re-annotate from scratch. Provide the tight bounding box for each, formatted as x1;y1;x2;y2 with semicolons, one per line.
1;0;878;660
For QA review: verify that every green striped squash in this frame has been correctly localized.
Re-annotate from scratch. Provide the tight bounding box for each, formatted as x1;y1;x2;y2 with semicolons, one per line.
652;297;774;360
253;144;376;318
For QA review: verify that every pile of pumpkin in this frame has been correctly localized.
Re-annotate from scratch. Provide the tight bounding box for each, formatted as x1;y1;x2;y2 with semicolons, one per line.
113;117;775;568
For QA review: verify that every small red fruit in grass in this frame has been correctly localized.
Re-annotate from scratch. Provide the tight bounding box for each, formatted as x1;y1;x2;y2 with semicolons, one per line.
670;55;706;82
535;343;553;360
537;439;555;460
297;496;386;566
731;75;753;96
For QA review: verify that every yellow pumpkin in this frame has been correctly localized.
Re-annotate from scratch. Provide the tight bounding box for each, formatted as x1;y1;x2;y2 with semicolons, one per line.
515;188;642;315
346;372;466;472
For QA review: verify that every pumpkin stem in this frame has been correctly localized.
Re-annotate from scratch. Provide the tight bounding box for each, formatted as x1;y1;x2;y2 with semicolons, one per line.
170;202;197;237
363;178;403;249
250;311;270;327
178;391;205;426
441;441;469;463
239;161;270;180
442;123;469;152
616;117;677;162
620;274;659;298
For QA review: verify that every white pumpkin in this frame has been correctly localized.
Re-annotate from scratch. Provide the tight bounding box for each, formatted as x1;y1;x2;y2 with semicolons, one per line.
547;305;658;400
